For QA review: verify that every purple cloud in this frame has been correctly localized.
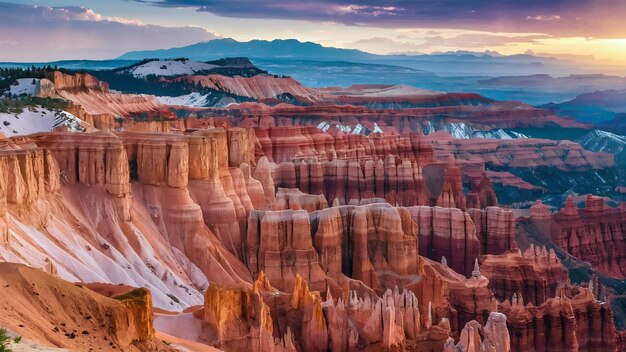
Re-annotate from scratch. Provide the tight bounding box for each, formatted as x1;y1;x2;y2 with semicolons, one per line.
0;2;220;61
133;0;626;37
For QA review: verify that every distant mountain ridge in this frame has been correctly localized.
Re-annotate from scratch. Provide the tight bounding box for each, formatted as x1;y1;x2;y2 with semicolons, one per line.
117;38;376;61
117;38;610;79
117;38;559;65
542;89;626;123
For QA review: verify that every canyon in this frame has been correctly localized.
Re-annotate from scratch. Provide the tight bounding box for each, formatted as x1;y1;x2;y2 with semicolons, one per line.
0;67;623;352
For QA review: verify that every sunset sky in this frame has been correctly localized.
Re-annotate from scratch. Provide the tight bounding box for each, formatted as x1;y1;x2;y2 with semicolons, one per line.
2;0;626;63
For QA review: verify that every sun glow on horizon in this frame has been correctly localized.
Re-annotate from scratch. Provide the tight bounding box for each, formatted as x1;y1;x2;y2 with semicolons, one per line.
2;0;626;68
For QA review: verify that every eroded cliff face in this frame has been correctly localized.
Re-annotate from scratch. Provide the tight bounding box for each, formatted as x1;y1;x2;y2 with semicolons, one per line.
500;286;618;352
0;129;262;311
0;263;173;352
37;71;162;117
196;269;457;352
241;200;513;350
466;172;498;210
216;98;584;131
407;206;479;277
0;138;59;227
443;312;511;352
437;138;614;172
0;106;622;352
64;101;116;131
480;245;570;306
481;195;626;352
468;206;515;256
200;282;278;351
551;195;626;279
247;203;420;293
179;74;315;100
250;126;484;209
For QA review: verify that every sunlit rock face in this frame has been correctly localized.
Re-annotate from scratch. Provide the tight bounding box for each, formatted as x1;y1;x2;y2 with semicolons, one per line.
39;71;162;118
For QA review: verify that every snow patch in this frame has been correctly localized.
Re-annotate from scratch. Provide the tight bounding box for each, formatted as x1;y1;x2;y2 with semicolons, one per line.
317;121;330;132
335;124;352;133
579;129;626;154
0;107;86;136
127;60;217;78
509;131;528;139
425;122;526;140
8;78;39;96
157;92;211;107
314;120;525;139
1;212;204;310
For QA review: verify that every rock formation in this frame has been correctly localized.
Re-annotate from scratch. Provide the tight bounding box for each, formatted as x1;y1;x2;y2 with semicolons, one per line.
480;245;570;305
500;286;618;352
407;206;480;277
201;283;277;351
0;121;620;352
551;195;626;279
246;209;327;292
179;74;315;100
38;71;162;117
0;64;622;352
466;172;498;209
0;263;173;351
468;206;515;255
443;312;511;352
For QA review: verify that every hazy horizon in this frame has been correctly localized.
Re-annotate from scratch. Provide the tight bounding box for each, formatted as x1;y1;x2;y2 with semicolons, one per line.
1;0;626;65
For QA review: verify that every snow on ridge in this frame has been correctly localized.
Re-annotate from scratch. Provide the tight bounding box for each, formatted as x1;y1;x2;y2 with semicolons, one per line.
590;129;626;141
313;121;528;139
128;60;218;78
579;129;626;154
157;92;210;107
509;131;528;139
7;78;40;96
0;107;86;136
434;122;527;140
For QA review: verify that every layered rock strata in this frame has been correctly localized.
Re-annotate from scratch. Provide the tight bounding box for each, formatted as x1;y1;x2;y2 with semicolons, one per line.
37;71;161;117
0;263;173;352
551;195;626;279
480;245;570;305
500;287;618;352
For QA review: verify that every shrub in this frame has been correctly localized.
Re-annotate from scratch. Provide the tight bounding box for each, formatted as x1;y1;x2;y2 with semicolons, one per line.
0;327;15;352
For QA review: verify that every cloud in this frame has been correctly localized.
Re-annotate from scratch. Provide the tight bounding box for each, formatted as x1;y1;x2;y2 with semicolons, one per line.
0;2;220;61
527;15;561;21
348;32;551;54
132;0;626;38
333;5;402;17
420;33;550;49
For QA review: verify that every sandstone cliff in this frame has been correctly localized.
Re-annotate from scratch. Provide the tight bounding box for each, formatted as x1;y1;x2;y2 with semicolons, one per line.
500;286;618;351
0;263;173;351
179;74;315;101
0;70;622;352
551;195;626;279
38;71;162;117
